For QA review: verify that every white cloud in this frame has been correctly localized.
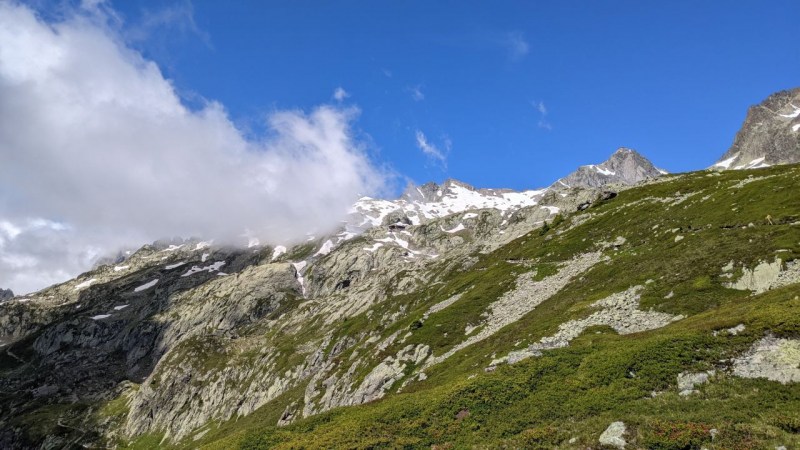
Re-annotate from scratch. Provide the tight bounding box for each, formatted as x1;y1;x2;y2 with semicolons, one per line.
533;100;552;130
415;130;449;167
0;2;387;294
504;31;529;61
333;86;350;101
536;101;547;115
408;85;425;101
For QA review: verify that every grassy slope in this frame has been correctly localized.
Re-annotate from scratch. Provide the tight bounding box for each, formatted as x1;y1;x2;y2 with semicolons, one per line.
144;165;799;449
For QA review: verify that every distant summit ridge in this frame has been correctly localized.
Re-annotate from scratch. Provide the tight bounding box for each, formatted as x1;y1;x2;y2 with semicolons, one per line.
553;147;666;189
714;87;800;170
352;178;546;228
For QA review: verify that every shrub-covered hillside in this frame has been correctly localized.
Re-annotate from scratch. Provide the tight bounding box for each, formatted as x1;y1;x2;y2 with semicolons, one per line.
186;165;800;449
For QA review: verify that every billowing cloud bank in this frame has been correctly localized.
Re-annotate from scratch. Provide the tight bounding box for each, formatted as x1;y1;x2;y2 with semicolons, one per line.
0;1;387;294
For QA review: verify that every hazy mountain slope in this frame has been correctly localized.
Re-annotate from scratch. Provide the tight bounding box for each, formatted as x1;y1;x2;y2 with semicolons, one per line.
714;87;800;170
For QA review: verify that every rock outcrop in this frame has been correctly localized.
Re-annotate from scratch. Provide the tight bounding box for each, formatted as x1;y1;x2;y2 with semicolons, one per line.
714;87;800;170
498;285;683;365
0;288;12;301
599;421;627;449
733;336;800;384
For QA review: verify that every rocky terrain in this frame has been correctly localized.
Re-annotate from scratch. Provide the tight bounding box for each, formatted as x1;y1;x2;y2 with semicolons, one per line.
1;89;800;449
714;87;800;170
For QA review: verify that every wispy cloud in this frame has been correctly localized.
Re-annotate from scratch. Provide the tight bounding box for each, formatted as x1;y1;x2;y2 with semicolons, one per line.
415;131;449;167
126;0;212;49
504;31;529;61
533;100;552;130
407;85;425;101
333;86;350;101
0;1;387;294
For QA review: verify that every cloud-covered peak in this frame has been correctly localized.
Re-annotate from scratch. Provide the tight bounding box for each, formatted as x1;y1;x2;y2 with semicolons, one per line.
0;2;387;293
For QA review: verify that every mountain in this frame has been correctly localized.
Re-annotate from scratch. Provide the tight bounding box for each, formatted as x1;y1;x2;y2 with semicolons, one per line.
0;288;12;302
2;94;800;449
713;87;800;170
553;147;666;189
349;179;548;228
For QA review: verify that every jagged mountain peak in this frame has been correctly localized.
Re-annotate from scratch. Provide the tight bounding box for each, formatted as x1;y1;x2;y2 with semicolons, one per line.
400;179;478;203
553;147;665;189
0;288;13;302
713;87;800;170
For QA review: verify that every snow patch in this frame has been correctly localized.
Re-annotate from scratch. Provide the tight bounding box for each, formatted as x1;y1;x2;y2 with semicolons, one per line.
165;261;186;270
315;239;335;256
713;154;739;169
733;156;770;170
442;223;465;233
292;261;307;296
74;278;96;290
778;104;800;118
272;245;287;260
113;304;129;311
181;262;226;277
90;314;111;320
350;182;546;229
363;243;384;252
591;164;616;176
113;265;130;272
134;279;159;292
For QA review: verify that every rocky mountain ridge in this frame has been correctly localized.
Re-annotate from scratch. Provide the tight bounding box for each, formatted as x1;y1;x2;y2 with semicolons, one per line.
714;87;800;170
1;89;800;449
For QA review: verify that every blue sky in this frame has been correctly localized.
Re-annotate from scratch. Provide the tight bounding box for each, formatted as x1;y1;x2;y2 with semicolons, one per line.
1;0;799;293
102;0;800;191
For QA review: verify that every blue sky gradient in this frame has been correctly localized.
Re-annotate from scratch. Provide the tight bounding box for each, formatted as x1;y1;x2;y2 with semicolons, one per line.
66;1;800;191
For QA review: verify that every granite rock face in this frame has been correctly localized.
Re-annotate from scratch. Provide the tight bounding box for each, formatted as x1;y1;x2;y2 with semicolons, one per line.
553;147;665;189
714;87;800;170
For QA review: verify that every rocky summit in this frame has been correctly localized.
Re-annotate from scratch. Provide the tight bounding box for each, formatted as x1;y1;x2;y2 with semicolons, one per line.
552;147;666;189
714;87;800;170
1;89;800;450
